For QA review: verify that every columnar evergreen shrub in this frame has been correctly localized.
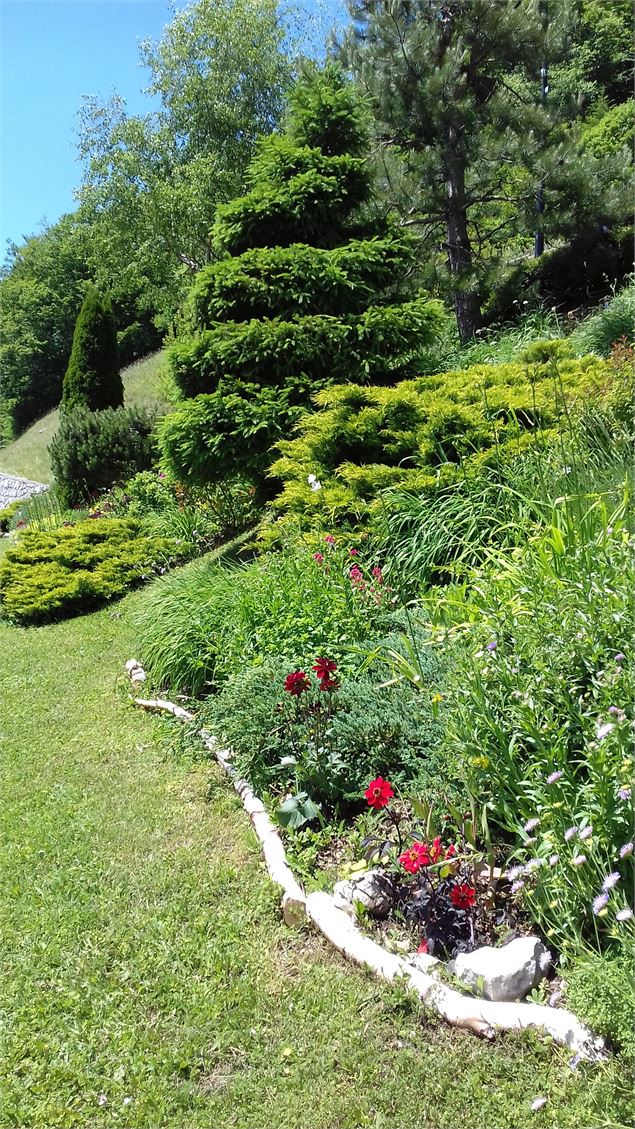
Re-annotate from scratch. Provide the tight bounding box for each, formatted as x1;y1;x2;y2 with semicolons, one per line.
49;405;157;506
62;287;123;413
159;65;443;493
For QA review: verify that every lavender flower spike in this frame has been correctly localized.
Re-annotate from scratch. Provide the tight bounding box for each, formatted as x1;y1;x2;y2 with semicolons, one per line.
524;817;540;833
617;787;631;801
564;826;577;842
547;770;563;784
619;842;634;858
596;722;614;741
592;892;609;915
579;826;593;841
616;908;634;922
572;854;587;866
549;854;559;867
511;880;525;894
486;640;497;652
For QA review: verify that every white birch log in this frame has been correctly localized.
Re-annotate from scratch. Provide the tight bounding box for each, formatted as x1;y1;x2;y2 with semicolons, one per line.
130;675;605;1058
306;891;605;1058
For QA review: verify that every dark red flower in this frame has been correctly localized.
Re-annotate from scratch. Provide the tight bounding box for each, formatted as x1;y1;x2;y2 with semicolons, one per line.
399;842;431;874
313;657;337;682
450;883;476;910
417;939;429;954
284;671;311;696
319;677;339;693
364;776;394;809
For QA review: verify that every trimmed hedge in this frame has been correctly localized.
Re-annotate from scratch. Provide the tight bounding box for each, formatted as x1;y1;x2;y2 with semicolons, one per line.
0;517;191;624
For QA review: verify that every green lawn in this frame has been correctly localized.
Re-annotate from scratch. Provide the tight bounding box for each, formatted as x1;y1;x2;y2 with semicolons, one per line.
0;591;631;1129
0;351;168;483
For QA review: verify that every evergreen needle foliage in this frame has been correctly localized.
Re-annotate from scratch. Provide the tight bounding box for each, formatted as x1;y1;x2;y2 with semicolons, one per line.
62;287;123;413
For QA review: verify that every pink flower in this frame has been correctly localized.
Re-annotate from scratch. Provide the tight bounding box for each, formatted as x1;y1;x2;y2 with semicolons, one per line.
313;552;324;563
372;566;383;582
349;548;359;556
324;534;336;545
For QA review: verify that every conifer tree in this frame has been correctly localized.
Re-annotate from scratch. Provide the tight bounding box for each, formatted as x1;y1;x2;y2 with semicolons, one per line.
159;64;443;495
342;0;629;343
62;287;123;412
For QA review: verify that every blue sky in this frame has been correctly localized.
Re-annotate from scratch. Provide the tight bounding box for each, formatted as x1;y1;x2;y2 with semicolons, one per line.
1;0;344;252
0;1;176;249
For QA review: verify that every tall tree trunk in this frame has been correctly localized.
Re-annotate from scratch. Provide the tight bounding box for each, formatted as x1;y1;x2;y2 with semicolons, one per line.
444;131;481;344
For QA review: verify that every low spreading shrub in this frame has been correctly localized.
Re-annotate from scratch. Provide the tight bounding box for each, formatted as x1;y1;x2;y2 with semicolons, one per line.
49;405;158;507
265;349;617;540
136;537;395;696
197;652;450;818
0;517;191;624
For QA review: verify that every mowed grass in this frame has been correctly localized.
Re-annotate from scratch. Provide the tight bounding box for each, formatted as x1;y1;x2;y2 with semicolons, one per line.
0;351;168;483
0;593;632;1129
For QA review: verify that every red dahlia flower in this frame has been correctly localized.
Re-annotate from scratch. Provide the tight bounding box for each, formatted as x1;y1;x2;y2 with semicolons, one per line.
399;842;431;874
313;657;337;682
284;671;311;696
319;677;339;693
444;843;457;860
364;776;394;809
450;883;476;910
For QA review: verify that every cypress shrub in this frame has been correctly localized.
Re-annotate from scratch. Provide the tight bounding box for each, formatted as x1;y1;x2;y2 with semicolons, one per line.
62;287;123;413
159;64;443;493
49;405;157;507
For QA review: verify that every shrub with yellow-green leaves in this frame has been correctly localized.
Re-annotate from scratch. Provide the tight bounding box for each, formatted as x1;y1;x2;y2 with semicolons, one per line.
0;517;192;624
264;345;618;540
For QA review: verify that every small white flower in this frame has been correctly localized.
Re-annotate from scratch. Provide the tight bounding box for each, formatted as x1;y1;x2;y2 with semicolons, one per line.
98;1095;108;1107
307;473;317;484
530;1096;548;1111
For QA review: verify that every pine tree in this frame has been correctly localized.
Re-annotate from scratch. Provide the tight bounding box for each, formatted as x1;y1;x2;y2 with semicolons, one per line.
159;64;443;495
342;0;629;343
62;287;122;412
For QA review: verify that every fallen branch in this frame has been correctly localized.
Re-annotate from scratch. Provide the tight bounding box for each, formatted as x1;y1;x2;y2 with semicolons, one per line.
129;669;605;1059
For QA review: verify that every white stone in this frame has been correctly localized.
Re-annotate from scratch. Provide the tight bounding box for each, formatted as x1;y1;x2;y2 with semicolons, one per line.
407;952;440;973
332;868;394;917
452;936;551;1002
130;669;146;684
125;659;143;673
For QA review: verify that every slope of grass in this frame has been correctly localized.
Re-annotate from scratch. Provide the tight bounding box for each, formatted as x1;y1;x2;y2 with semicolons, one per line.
0;351;167;484
0;587;632;1128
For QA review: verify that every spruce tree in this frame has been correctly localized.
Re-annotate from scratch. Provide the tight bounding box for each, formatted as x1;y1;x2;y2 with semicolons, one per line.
159;64;443;495
62;287;123;413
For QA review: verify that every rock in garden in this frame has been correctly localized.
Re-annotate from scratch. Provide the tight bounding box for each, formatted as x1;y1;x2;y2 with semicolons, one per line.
452;936;551;1002
407;952;440;973
332;869;394;917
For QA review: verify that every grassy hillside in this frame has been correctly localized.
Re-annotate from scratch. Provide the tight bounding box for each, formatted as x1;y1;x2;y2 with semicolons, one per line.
0;352;167;484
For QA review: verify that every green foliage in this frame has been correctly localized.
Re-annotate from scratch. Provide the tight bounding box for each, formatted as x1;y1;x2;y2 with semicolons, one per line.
266;350;616;537
427;480;634;953
199;657;448;813
570;281;635;357
136;538;392;696
62;287;122;413
564;949;635;1065
0;500;22;533
583;101;634;158
0;518;190;624
161;64;441;492
49;405;157;507
110;469;257;547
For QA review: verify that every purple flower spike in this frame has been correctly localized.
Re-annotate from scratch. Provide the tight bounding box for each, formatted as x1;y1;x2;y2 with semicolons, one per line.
549;854;559;867
615;653;625;662
547;770;563;784
572;854;587;866
511;880;525;895
602;872;620;891
486;640;497;652
524;817;540;833
608;705;621;715
564;826;577;842
616;908;634;922
579;826;593;841
618;787;632;802
619;842;633;858
506;866;523;881
592;892;609;915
